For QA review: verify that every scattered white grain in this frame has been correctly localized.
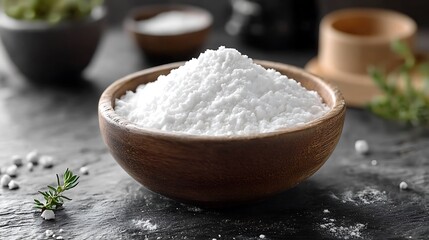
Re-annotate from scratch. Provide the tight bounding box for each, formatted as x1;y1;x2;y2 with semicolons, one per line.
45;229;54;237
342;187;387;205
115;47;329;136
6;165;18;177
399;181;408;190
39;155;54;168
185;205;202;212
8;180;19;190
323;209;330;213
41;210;55;220
27;162;34;172
133;219;157;231
1;174;12;187
59;229;64;233
320;221;366;239
370;160;378;166
26;150;39;164
11;155;23;167
137;11;211;35
79;166;89;175
56;236;64;240
355;140;369;155
259;234;266;239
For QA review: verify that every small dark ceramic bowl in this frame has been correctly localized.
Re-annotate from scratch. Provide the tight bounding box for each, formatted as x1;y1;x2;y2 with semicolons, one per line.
0;7;106;82
124;5;212;63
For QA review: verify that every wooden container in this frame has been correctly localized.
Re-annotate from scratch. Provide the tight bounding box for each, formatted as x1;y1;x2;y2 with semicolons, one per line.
98;61;346;207
319;8;416;75
306;8;417;107
124;5;212;63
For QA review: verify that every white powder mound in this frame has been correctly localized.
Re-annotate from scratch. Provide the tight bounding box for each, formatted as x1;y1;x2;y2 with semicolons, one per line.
137;11;210;35
115;46;329;136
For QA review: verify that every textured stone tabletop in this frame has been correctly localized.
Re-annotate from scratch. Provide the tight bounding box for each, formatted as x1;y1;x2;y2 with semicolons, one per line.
0;29;428;240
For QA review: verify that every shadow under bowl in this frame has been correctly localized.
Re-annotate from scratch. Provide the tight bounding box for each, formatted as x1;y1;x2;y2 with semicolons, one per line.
124;5;212;64
98;61;346;207
0;7;106;82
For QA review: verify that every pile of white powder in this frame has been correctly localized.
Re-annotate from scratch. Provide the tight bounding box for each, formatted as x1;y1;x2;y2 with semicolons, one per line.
137;11;211;35
115;47;329;136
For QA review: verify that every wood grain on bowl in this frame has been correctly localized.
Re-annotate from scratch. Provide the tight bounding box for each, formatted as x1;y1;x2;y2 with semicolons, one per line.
98;61;346;207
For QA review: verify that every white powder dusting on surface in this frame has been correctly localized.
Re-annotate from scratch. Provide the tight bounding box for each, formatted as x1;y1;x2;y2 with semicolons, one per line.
133;219;158;231
115;47;329;136
342;187;387;205
137;11;211;35
320;220;366;239
186;206;203;213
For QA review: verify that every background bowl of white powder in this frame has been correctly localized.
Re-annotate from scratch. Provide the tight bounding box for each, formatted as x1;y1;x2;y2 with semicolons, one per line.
124;5;212;63
99;49;346;206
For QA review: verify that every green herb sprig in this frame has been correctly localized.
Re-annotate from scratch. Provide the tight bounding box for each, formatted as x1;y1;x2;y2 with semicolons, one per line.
368;40;429;126
2;0;103;23
34;169;79;211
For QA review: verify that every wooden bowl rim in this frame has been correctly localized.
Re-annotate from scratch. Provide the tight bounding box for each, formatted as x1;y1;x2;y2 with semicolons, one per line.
99;60;346;142
123;4;213;37
321;8;416;44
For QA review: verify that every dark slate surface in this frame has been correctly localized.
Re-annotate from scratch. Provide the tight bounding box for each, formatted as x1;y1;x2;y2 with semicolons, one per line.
1;29;429;240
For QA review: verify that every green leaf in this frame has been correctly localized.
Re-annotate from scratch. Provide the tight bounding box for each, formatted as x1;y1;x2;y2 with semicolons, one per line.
48;185;57;193
56;174;60;186
34;168;80;211
38;191;49;198
61;195;72;201
368;40;429;126
391;40;415;69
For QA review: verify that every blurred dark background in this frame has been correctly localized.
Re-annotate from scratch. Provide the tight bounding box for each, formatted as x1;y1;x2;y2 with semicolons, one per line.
104;0;429;28
1;0;428;86
101;0;429;53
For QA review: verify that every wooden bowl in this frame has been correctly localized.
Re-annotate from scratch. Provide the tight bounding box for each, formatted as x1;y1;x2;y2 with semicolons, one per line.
306;8;417;107
124;5;212;62
319;8;416;75
98;61;346;207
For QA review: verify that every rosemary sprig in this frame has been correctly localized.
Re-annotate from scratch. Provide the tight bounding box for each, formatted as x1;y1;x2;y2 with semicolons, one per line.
368;40;429;126
34;169;79;211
